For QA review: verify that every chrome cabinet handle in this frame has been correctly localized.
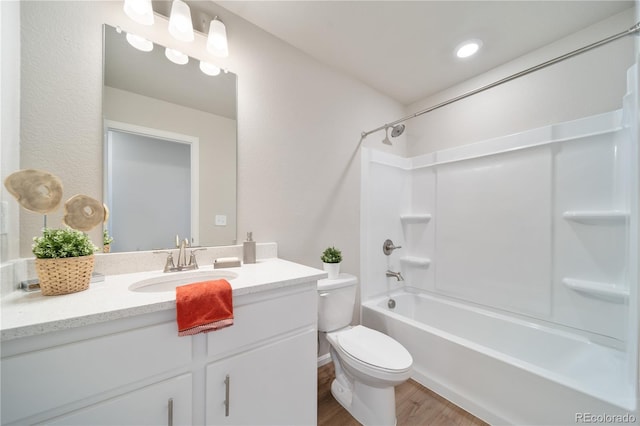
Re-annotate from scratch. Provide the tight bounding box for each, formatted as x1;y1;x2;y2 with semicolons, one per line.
224;374;230;417
168;398;173;426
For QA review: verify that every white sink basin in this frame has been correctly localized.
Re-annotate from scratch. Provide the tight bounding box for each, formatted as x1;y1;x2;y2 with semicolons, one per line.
129;270;238;293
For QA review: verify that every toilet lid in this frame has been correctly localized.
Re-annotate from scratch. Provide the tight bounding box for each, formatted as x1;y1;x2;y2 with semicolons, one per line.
336;325;412;371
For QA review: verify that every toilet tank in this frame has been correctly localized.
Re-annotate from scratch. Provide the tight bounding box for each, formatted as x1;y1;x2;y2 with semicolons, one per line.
317;274;358;332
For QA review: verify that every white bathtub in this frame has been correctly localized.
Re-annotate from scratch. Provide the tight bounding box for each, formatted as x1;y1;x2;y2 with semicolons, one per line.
361;290;638;425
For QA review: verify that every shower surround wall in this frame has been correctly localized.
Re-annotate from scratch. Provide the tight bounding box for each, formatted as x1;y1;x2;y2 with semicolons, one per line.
360;69;638;423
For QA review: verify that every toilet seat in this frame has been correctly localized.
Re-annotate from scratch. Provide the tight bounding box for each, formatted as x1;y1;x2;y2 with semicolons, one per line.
334;325;412;373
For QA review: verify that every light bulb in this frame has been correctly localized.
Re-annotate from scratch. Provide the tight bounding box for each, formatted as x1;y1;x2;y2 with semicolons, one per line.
207;18;229;57
169;0;194;42
165;48;189;65
126;33;153;52
199;61;221;76
123;0;154;26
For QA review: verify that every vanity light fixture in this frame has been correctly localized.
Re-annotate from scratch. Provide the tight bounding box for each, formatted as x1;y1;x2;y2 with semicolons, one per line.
455;39;482;58
126;33;154;52
165;48;189;65
123;0;154;26
169;0;195;42
207;17;229;57
199;61;221;76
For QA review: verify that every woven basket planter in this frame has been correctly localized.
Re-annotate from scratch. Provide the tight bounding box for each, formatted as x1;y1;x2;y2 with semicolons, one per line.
35;255;95;296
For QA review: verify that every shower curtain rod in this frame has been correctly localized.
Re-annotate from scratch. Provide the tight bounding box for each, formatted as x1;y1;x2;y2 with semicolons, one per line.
361;22;640;139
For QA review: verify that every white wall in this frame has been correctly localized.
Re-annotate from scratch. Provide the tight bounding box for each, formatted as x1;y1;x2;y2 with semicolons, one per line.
406;9;636;156
20;1;105;255
16;1;406;278
1;0;21;263
223;6;407;274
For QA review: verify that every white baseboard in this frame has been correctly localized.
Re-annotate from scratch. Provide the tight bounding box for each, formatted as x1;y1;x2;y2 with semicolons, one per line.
317;353;332;368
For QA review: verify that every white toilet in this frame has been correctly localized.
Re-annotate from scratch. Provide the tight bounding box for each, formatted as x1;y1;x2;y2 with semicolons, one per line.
318;274;413;426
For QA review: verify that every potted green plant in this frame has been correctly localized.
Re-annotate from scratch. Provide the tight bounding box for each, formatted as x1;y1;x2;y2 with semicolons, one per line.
103;228;114;253
32;227;98;296
321;246;342;279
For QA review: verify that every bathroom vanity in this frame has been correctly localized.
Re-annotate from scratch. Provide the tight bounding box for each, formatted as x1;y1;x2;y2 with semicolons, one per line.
1;257;324;425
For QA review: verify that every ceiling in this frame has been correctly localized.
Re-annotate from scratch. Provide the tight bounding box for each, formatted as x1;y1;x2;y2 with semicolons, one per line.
215;0;635;105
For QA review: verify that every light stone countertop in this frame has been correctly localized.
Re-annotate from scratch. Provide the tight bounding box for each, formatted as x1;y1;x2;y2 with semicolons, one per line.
1;258;326;342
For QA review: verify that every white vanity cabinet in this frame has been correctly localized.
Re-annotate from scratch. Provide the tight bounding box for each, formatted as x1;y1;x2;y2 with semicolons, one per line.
1;281;318;426
204;289;317;425
1;318;193;425
206;331;316;425
44;374;193;426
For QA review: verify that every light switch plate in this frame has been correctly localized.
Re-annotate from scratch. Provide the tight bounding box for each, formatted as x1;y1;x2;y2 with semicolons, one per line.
215;215;227;226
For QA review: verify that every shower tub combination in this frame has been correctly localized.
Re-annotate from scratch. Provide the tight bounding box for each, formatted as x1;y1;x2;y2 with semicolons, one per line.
360;82;638;424
363;290;635;425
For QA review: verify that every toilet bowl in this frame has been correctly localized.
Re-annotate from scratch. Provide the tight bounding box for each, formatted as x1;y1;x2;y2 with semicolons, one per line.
318;274;413;426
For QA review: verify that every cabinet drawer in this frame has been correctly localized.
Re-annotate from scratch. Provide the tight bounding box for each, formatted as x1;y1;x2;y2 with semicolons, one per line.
44;373;192;426
2;322;191;424
207;287;316;358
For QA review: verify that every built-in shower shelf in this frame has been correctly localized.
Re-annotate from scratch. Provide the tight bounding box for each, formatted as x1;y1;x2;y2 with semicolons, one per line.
400;214;432;224
562;278;629;304
400;256;431;267
562;210;629;224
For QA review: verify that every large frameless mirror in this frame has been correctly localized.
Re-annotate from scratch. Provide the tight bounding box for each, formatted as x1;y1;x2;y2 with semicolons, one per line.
103;24;237;252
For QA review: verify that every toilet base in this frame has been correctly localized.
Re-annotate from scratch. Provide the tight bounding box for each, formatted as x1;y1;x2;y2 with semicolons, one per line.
330;378;397;426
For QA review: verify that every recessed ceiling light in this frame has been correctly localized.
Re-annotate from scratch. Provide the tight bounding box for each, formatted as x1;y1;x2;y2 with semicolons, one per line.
455;39;482;58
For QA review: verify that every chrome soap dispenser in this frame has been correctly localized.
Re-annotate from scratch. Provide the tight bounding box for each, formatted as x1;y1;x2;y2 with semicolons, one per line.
243;232;256;264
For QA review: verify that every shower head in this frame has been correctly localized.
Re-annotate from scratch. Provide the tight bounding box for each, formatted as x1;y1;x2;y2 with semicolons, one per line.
391;124;405;137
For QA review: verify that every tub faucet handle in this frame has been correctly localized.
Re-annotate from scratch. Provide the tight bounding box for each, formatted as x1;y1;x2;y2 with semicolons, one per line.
383;239;402;256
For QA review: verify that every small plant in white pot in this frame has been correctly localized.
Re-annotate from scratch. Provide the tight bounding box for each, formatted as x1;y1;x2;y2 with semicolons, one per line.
321;246;342;280
103;228;114;253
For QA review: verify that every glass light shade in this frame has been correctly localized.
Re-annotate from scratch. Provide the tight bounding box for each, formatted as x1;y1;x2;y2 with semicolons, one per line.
126;33;153;52
169;0;194;42
165;48;189;65
207;19;229;57
123;0;154;26
199;61;221;76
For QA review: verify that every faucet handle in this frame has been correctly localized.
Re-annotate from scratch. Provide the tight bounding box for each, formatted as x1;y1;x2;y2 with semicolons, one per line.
154;250;176;273
188;248;206;269
383;239;402;256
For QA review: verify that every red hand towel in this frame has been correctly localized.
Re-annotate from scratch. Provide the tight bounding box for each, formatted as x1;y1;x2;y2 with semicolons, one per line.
176;279;234;336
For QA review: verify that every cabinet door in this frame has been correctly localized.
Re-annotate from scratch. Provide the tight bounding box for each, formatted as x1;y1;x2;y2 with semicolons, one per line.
2;321;191;424
206;330;316;425
44;374;192;426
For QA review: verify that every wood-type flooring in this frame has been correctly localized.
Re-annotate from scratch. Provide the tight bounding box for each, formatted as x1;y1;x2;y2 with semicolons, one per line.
317;362;489;426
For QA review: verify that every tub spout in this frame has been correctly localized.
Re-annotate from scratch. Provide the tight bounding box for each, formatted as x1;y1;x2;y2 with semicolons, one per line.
386;270;404;281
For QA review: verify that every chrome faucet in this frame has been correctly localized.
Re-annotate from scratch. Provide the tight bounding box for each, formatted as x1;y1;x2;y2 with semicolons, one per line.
386;270;404;281
154;235;205;273
176;236;189;269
